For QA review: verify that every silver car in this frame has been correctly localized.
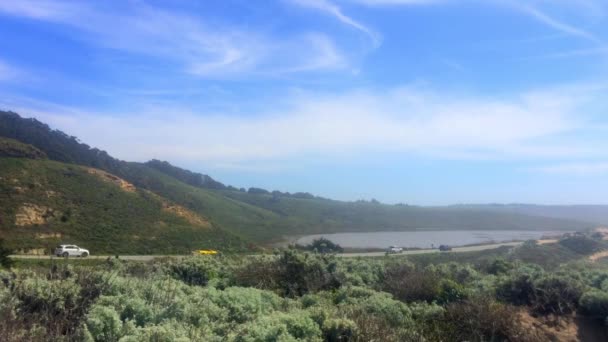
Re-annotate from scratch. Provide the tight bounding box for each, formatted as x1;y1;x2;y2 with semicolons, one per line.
55;244;90;257
388;246;403;254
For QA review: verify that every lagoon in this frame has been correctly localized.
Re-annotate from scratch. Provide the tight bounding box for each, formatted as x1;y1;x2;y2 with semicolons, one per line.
295;230;567;249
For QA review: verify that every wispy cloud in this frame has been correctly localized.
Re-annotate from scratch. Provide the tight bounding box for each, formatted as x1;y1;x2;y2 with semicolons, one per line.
6;82;605;169
534;162;608;175
0;0;82;19
514;4;602;44
288;0;381;46
349;0;444;5
520;47;608;61
0;0;348;77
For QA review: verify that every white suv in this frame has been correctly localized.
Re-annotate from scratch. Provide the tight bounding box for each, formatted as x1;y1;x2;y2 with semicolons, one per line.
388;246;403;254
55;245;90;258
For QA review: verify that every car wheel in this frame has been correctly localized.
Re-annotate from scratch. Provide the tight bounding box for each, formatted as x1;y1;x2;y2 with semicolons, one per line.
81;252;88;258
62;252;69;258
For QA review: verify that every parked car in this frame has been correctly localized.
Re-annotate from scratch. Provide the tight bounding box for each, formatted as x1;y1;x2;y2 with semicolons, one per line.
55;245;90;257
439;245;452;252
387;246;403;254
193;249;219;255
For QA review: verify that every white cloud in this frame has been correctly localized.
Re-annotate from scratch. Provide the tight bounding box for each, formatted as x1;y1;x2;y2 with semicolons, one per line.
288;0;381;46
0;59;22;82
6;83;605;169
535;162;608;175
0;0;348;77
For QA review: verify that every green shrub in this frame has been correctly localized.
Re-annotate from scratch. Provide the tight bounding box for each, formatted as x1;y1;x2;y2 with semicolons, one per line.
437;279;469;305
86;305;122;342
484;258;514;275
559;236;605;255
439;298;542;342
276;250;341;297
0;239;13;269
236;311;322;342
166;257;222;286
496;266;542;306
579;290;608;318
321;318;356;342
532;275;583;315
498;269;583;315
300;238;343;254
211;287;285;323
381;263;440;303
118;320;198;342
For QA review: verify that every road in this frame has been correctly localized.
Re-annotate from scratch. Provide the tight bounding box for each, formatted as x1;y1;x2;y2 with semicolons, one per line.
11;241;525;261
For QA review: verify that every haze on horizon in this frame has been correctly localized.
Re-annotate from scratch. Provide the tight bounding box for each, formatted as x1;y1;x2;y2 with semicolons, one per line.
1;0;608;205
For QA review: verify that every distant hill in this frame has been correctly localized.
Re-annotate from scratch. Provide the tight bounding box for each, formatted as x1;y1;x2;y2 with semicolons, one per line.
145;159;228;190
0;110;598;253
451;204;608;226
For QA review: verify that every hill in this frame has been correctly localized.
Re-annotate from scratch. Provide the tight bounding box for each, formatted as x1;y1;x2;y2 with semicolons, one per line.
452;204;608;225
0;137;47;159
0;110;598;254
0;158;248;254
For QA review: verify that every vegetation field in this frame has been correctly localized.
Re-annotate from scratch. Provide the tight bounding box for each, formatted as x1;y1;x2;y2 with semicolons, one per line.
1;235;608;341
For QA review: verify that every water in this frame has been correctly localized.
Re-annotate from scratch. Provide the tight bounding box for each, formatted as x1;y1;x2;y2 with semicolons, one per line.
295;230;566;249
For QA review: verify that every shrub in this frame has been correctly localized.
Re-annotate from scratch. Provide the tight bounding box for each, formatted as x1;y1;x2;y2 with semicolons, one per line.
301;238;343;254
532;275;583;315
166;257;221;286
381;263;440;303
437;279;469;305
439;298;542;342
86;305;122;342
322;318;356;342
232;257;280;289
579;290;608;318
559;236;605;255
211;287;285;323
484;257;514;275
236;311;322;342
0;239;14;269
496;267;543;305
498;269;583;315
276;250;341;297
118;320;197;342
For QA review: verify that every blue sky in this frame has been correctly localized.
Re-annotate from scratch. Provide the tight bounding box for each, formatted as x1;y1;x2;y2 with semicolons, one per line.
1;0;608;204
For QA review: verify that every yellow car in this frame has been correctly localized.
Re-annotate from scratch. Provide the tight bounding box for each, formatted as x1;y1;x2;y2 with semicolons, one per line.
193;249;219;255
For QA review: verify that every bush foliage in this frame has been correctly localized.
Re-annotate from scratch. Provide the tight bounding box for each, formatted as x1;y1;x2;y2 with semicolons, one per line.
2;246;608;341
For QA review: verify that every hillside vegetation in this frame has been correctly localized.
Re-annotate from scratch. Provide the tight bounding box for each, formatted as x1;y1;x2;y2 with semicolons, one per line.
0;137;47;159
0;158;247;254
0;110;598;253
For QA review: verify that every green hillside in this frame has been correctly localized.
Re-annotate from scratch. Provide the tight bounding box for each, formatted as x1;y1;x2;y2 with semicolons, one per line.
0;110;597;254
0;137;47;159
220;190;591;234
0;158;247;254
